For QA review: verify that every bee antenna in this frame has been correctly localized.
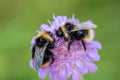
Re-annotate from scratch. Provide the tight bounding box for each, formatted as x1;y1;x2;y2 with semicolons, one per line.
68;37;74;51
81;40;86;51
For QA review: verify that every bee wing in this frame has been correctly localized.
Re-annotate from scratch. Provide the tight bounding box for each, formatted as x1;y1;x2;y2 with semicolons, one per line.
33;43;48;71
70;22;97;32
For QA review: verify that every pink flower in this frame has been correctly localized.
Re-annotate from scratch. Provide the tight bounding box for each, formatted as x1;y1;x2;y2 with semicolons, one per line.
30;15;101;80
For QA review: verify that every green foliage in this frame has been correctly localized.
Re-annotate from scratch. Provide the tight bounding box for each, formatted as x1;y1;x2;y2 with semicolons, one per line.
0;0;120;80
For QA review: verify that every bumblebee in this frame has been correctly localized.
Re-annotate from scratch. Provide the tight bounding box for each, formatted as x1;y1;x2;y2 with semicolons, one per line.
31;32;54;71
55;22;96;51
56;23;74;40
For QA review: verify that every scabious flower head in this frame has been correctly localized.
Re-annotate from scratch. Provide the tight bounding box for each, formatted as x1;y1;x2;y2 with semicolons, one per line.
30;15;101;80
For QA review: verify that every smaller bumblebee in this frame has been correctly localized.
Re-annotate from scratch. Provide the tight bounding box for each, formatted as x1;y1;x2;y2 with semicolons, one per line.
56;23;74;40
55;22;97;51
31;32;55;71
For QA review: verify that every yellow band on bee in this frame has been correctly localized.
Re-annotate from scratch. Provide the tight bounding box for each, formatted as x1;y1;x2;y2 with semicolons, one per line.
36;32;53;41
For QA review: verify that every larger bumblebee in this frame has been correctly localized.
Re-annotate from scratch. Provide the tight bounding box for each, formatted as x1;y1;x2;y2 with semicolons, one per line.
55;22;96;51
31;32;55;71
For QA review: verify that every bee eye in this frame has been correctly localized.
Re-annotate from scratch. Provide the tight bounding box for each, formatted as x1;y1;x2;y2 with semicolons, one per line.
56;28;64;37
37;38;47;47
65;23;73;31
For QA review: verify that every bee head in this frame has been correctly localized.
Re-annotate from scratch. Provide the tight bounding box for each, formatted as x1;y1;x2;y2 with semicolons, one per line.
36;32;55;49
64;23;74;31
36;37;47;47
56;27;64;37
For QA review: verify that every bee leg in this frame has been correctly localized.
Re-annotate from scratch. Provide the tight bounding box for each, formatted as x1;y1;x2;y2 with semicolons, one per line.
81;40;86;51
50;55;54;64
68;37;74;51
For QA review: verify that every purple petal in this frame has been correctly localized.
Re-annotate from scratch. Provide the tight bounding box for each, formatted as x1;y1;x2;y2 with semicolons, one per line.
38;67;49;79
80;67;88;74
54;16;68;25
40;24;52;32
29;59;33;69
55;16;68;23
68;18;80;24
58;68;67;80
49;72;52;79
72;69;81;80
66;68;72;79
75;60;84;69
30;36;36;45
51;21;59;30
87;41;102;49
86;62;97;73
87;49;100;61
65;63;72;78
86;20;93;24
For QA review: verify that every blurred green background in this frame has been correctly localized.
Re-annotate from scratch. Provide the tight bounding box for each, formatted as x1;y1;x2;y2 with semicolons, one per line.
0;0;120;80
